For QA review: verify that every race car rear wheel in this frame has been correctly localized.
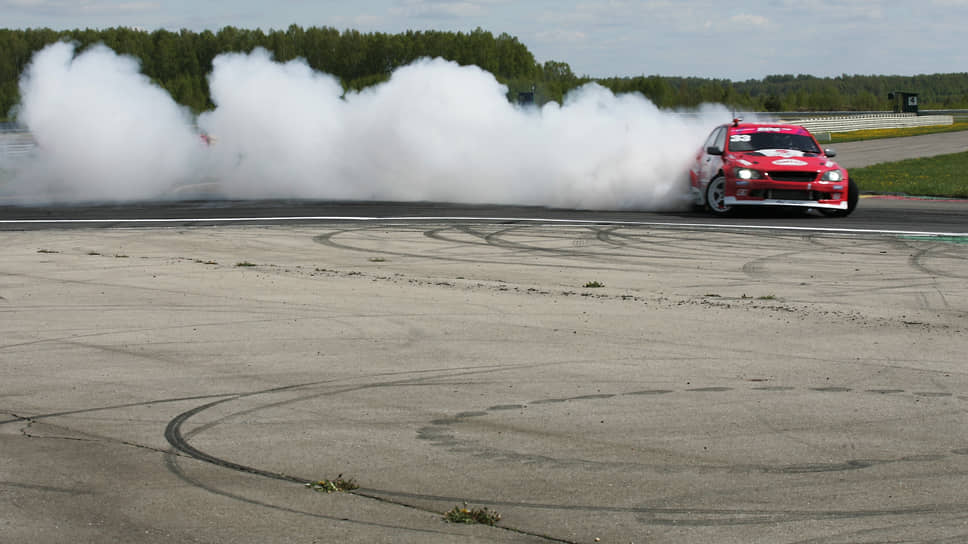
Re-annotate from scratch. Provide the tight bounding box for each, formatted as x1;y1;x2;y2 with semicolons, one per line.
705;175;732;215
820;179;858;217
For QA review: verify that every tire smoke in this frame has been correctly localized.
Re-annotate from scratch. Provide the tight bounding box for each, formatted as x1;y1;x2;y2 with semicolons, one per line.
6;43;731;210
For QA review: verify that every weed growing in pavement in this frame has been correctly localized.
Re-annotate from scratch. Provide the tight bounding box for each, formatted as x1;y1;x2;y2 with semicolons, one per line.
444;503;501;525
235;261;257;267
583;281;605;288
305;476;359;493
36;249;59;254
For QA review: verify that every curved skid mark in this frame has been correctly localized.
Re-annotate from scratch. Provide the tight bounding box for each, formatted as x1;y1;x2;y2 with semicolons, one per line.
161;453;473;538
314;227;646;271
165;374;968;483
315;225;661;271
162;365;578;542
911;246;968;280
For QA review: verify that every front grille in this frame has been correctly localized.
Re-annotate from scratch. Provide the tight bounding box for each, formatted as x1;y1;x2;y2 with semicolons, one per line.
768;171;817;182
751;189;833;201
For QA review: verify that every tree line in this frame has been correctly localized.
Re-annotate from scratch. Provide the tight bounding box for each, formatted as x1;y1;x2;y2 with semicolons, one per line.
2;25;967;121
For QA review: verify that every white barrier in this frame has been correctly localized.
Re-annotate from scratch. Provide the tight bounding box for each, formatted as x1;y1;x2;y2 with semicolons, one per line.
0;132;36;163
783;113;953;135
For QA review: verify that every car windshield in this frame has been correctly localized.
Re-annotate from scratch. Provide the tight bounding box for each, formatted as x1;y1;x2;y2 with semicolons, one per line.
728;132;821;154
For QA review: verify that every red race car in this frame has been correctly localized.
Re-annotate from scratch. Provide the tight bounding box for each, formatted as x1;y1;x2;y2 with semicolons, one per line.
689;119;858;216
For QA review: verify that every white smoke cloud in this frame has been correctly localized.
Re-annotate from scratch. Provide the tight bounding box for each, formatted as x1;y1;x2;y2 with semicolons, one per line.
12;41;200;201
5;42;731;210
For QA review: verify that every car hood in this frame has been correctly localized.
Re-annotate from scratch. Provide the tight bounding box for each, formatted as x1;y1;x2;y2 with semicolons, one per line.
728;149;841;170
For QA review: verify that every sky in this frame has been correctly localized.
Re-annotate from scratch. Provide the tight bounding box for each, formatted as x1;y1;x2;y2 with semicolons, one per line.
2;0;967;81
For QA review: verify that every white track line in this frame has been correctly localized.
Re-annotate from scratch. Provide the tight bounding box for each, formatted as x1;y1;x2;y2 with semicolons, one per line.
1;215;966;237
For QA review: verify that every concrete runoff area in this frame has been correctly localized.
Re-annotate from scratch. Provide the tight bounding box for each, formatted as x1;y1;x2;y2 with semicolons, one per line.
1;223;967;543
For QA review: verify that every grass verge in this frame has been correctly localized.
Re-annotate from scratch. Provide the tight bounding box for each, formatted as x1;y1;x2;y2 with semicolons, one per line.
850;151;968;198
828;122;968;143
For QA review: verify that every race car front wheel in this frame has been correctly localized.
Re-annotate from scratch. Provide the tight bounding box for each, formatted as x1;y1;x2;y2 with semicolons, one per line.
705;175;732;215
820;179;858;217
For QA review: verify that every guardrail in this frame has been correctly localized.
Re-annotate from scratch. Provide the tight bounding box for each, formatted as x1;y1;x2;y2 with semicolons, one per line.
0;131;35;163
785;113;954;137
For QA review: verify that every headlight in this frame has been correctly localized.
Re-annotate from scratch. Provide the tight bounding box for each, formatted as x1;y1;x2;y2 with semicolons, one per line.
821;169;844;182
734;168;763;180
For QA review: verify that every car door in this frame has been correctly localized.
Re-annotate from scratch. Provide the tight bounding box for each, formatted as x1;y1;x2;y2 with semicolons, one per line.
698;126;726;189
692;127;719;190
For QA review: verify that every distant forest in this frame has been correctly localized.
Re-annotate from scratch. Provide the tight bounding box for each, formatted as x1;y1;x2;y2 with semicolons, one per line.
2;25;968;120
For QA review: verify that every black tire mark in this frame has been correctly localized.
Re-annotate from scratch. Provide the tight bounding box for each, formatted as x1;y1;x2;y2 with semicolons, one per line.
315;227;616;271
314;225;675;272
160;452;482;539
911;245;968;280
162;365;577;543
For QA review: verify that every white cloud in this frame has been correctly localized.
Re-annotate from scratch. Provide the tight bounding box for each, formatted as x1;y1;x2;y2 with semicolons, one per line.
729;14;769;26
390;0;487;18
118;2;159;12
4;0;159;14
534;29;588;44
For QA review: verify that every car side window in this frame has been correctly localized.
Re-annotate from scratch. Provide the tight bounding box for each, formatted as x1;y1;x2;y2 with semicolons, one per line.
713;127;727;151
703;128;720;150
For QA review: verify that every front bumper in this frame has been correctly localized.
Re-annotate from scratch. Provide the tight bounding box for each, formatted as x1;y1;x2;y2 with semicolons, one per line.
724;196;847;210
725;178;848;210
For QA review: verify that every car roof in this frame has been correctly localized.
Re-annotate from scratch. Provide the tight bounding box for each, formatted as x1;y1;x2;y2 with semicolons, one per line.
727;122;812;136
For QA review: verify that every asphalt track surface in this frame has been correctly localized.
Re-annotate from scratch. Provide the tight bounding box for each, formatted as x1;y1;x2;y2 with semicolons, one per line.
832;130;968;169
1;134;967;543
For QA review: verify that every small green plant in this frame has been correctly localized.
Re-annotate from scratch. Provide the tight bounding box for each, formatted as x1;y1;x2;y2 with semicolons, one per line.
37;249;59;254
444;503;501;525
305;476;359;493
87;251;101;256
235;261;257;267
583;281;605;288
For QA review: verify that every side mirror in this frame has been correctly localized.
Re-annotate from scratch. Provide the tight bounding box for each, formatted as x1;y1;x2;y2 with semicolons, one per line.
824;148;837;158
706;146;723;156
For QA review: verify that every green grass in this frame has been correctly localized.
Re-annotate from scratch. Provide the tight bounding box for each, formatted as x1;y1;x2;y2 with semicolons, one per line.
851;151;968;198
444;503;501;525
305;477;359;493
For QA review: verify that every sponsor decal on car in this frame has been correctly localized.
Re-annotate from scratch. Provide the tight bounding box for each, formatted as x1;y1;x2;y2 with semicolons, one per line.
772;158;809;166
758;149;804;158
